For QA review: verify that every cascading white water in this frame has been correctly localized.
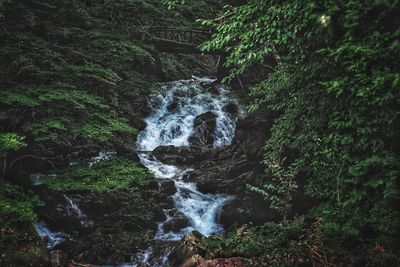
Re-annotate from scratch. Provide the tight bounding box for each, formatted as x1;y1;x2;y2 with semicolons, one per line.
136;77;239;152
33;221;70;250
136;77;241;243
33;194;88;250
64;194;88;227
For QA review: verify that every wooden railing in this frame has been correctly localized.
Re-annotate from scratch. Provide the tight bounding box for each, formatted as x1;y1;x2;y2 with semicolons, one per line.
131;26;213;46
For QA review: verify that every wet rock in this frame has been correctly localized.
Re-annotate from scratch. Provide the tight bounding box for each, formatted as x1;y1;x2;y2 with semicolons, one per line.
194;112;217;129
169;231;208;267
203;83;219;94
163;214;191;233
200;79;216;88
189;161;261;194
149;96;164;110
153;206;166;221
167;99;179;112
159;179;177;195
229;111;273;159
50;250;68;267
178;110;278;228
34;187;86;232
159;196;175;209
85;199;113;218
152;145;217;165
188;112;217;146
54;239;80;254
223;102;239;115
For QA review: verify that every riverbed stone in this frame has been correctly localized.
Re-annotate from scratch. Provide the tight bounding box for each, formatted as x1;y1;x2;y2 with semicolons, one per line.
152;145;217;165
188;111;217;146
169;230;208;267
159;179;177;195
167;99;180;112
163;214;191;233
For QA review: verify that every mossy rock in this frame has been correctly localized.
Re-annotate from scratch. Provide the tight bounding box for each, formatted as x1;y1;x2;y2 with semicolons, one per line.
2;227;50;267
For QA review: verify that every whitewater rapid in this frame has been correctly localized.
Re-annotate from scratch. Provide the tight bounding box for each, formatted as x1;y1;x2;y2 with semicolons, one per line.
136;77;240;242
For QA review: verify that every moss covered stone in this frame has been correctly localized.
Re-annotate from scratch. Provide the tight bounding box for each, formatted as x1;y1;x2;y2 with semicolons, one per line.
42;157;152;192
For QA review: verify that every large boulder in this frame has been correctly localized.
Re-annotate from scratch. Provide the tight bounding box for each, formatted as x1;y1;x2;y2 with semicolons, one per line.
227;111;273;160
169;231;209;267
188;112;217;146
159;179;177;195
33;186;88;232
151;145;217;165
187;157;263;195
163;212;191;233
167;99;180;112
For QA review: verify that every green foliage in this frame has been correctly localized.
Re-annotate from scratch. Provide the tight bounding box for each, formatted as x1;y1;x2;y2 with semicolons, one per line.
0;181;44;249
0;86;136;144
199;0;400;265
203;218;306;266
0;182;43;225
0;0;157;162
43;157;152;192
199;1;320;80
0;133;26;155
310;202;400;266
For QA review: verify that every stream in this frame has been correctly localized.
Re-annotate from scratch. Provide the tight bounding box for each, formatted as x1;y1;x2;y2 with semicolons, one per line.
131;77;242;266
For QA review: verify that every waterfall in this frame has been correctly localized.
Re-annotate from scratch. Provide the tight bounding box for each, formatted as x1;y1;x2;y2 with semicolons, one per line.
131;77;241;265
33;195;87;250
64;194;88;227
33;221;69;250
136;77;240;152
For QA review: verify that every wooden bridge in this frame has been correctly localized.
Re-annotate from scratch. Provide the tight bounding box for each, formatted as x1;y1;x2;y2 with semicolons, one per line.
130;26;216;54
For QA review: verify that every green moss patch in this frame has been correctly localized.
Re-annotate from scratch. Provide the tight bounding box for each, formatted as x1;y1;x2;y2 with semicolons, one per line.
42;157;152;192
0;182;45;259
